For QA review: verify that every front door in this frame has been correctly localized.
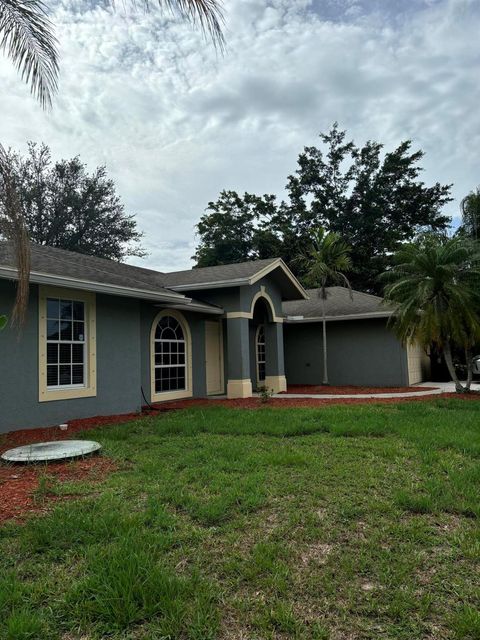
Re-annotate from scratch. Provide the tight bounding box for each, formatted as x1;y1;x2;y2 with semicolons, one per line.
205;321;224;395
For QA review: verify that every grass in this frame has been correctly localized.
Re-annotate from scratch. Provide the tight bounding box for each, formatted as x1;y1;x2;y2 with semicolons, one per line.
1;399;479;639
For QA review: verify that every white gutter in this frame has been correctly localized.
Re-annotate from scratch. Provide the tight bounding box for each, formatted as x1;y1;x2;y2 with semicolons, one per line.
285;311;393;323
0;267;189;304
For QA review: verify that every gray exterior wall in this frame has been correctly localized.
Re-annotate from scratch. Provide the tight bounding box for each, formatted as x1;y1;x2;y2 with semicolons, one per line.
284;318;409;387
0;280;143;433
191;287;240;313
188;277;284;317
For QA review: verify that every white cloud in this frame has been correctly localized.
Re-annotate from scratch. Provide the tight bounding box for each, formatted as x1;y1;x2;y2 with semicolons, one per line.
0;0;478;271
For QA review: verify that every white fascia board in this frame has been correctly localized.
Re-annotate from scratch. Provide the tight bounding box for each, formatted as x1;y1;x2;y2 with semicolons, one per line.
285;311;393;323
0;267;189;304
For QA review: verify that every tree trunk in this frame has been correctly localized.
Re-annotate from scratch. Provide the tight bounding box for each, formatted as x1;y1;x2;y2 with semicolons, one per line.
322;295;329;385
443;342;465;393
465;347;473;392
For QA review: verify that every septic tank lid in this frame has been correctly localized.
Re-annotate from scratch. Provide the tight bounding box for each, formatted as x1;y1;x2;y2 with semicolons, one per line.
1;440;102;463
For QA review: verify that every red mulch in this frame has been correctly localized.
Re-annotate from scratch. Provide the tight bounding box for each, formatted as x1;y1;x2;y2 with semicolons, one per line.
282;384;439;395
0;457;117;524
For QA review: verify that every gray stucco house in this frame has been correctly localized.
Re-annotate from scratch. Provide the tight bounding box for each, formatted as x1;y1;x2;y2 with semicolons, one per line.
0;243;429;433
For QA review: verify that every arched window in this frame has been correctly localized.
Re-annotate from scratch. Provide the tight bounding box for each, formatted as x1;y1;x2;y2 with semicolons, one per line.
154;314;187;393
256;324;266;383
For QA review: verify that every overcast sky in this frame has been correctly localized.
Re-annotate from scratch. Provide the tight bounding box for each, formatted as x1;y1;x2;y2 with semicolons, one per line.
1;0;478;271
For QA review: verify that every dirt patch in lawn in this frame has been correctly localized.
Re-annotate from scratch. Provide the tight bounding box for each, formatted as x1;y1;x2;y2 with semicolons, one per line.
0;456;117;524
282;384;439;395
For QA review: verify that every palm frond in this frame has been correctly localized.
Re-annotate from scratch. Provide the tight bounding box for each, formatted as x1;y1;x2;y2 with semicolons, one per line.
0;0;59;109
134;0;225;49
301;227;352;295
0;143;30;327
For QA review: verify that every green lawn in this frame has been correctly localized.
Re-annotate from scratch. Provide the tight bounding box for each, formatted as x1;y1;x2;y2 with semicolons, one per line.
1;400;480;639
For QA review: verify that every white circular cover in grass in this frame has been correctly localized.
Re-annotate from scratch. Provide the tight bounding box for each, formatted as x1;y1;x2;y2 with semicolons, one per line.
1;440;102;463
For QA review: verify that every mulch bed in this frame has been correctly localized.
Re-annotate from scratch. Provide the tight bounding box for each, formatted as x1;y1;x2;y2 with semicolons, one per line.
0;413;137;524
282;384;439;395
0;457;117;524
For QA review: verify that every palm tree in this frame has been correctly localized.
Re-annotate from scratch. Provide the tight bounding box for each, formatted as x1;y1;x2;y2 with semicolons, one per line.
300;228;352;385
0;0;224;326
382;234;480;393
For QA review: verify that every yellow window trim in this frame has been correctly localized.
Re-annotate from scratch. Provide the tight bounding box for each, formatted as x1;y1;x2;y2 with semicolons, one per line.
38;286;97;402
150;309;193;403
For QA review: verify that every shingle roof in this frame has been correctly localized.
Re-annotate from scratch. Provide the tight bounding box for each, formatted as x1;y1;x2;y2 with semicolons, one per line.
282;286;393;320
161;258;279;288
0;242;179;298
0;244;306;307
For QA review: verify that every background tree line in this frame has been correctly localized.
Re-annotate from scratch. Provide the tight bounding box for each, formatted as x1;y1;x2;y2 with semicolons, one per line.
193;124;453;294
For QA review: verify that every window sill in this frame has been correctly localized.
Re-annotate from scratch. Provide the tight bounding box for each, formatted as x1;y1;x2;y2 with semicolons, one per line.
151;389;193;403
39;386;97;402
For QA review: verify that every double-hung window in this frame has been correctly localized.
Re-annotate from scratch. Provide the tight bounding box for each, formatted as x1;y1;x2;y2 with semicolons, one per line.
46;298;86;388
39;287;96;401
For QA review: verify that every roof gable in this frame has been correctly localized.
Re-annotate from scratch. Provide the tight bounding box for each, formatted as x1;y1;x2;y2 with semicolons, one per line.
162;258;308;300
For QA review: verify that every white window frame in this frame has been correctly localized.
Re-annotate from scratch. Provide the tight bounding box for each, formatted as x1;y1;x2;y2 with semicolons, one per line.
39;286;96;402
150;309;193;403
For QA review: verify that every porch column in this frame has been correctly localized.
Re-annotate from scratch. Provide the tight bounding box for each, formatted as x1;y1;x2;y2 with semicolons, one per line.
265;322;287;393
226;317;253;398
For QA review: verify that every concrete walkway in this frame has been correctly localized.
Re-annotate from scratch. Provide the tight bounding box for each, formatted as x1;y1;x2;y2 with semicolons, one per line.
272;380;464;400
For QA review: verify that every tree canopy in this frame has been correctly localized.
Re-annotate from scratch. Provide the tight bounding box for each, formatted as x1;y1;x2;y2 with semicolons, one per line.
2;142;145;261
193;124;452;293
